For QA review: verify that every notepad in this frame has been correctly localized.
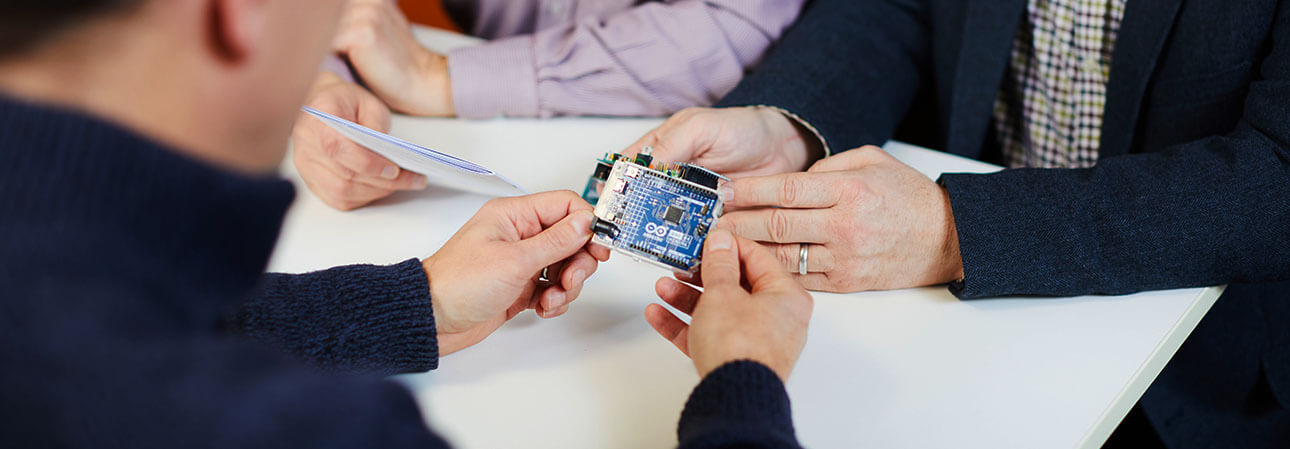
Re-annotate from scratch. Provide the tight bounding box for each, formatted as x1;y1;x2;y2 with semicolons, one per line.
301;107;528;197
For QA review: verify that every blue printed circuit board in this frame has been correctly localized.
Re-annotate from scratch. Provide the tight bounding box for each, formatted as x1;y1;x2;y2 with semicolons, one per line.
584;152;724;273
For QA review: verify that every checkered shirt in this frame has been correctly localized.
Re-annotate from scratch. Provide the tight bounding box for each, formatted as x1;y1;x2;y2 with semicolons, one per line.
993;0;1127;168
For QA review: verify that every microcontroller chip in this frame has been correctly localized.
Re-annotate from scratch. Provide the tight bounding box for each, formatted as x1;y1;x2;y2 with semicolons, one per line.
582;148;726;273
664;206;685;225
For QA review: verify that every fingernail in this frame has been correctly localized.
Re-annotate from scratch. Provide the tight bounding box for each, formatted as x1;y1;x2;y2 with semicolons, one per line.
413;175;428;190
572;269;587;287
707;228;733;250
719;184;734;203
571;210;594;232
380;165;399;180
549;291;567;310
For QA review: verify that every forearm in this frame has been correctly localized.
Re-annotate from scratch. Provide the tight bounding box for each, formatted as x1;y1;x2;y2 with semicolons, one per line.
35;336;451;448
232;258;439;374
677;360;802;449
447;0;803;118
717;0;930;153
940;125;1290;298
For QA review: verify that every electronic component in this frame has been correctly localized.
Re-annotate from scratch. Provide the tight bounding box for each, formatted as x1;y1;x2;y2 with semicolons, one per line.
582;147;726;273
664;206;685;224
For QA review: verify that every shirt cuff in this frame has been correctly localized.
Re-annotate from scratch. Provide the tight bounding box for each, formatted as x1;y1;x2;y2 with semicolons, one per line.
756;105;833;158
447;36;541;119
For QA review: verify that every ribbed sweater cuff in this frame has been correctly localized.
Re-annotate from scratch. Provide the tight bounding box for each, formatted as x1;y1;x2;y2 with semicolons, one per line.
678;360;799;448
237;259;438;374
345;259;440;372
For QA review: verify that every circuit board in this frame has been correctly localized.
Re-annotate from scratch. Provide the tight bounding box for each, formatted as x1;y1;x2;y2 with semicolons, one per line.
582;149;724;273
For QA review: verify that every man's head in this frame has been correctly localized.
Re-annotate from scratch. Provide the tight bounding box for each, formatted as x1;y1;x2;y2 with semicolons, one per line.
0;2;145;59
0;0;348;172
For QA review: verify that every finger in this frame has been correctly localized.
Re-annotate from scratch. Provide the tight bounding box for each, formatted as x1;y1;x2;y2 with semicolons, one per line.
331;144;426;189
331;0;383;52
700;228;741;288
352;80;393;133
808;146;891;173
536;286;569;319
722;172;843;209
673;269;702;287
555;251;598;307
296;158;397;210
766;242;835;274
621;126;660;159
791;273;856;293
515;210;595;273
536;259;565;284
587;243;612;262
623;109;710;163
621;109;687;159
655;277;702;315
529;256;565;311
738;236;808;292
717;208;831;244
644;303;691;356
648;118;711;165
543;302;572;319
499;190;593;234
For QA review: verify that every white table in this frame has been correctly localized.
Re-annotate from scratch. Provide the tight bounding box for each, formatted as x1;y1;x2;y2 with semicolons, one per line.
271;111;1221;448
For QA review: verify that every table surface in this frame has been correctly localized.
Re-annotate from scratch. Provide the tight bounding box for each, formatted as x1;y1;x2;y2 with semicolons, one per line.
270;110;1221;448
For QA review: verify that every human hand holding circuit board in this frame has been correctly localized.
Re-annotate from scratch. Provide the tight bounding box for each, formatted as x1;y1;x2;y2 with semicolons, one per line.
580;146;727;273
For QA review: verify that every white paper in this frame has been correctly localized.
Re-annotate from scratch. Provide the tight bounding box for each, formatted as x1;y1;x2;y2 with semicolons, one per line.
302;106;528;197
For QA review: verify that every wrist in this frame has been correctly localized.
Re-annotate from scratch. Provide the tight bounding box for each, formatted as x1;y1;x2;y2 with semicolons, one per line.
405;50;455;116
757;106;826;171
421;255;448;335
939;186;965;282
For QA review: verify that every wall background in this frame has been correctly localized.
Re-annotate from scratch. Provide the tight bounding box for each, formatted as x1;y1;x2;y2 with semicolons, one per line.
399;0;462;31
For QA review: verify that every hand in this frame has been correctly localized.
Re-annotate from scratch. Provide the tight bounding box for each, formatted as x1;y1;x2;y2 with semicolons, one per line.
715;146;965;293
421;191;612;356
644;229;813;381
332;0;454;116
292;72;427;210
623;107;824;179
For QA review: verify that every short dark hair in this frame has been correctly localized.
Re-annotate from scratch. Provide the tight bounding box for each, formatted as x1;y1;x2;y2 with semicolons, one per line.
0;0;145;59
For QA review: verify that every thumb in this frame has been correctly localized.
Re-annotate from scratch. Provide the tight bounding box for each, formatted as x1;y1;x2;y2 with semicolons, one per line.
700;228;742;288
808;145;890;173
515;210;596;271
622;112;706;164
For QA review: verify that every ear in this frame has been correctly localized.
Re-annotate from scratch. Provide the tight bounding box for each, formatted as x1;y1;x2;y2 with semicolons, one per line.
208;0;269;63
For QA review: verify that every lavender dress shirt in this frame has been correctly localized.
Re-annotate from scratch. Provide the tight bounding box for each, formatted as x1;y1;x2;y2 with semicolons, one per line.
439;0;803;119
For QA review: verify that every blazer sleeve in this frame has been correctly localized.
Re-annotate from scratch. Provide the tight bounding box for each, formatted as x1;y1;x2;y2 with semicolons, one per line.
231;258;440;374
716;0;932;154
938;6;1290;299
447;0;805;119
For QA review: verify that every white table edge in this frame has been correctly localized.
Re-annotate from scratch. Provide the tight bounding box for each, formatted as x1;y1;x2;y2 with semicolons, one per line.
1076;285;1225;448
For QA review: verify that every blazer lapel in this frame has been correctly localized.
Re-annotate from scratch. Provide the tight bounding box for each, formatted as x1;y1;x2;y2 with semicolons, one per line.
947;0;1027;158
1099;0;1184;159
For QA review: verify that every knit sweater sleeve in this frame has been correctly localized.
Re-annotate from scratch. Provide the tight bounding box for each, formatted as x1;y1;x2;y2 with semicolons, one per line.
678;360;803;449
231;258;439;374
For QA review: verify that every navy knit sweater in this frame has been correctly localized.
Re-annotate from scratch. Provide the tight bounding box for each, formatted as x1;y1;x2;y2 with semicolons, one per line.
0;96;801;448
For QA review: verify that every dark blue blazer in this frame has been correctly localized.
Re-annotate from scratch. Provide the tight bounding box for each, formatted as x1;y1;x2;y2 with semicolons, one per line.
718;0;1290;446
